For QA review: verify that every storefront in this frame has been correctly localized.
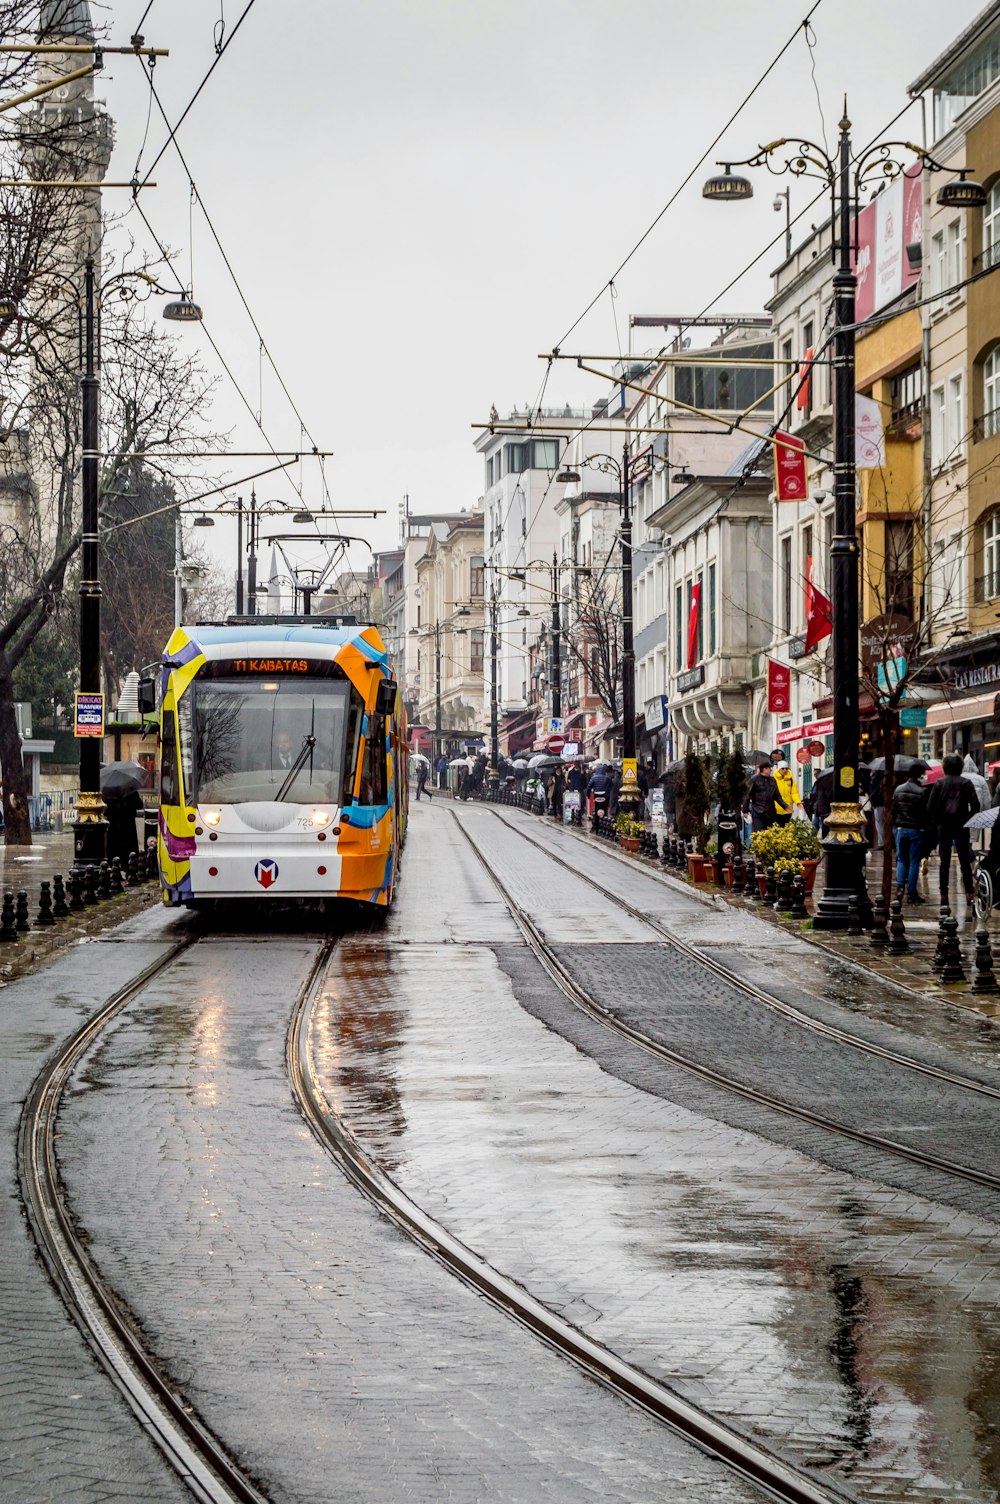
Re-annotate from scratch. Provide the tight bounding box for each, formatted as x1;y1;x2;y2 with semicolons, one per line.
914;639;1000;770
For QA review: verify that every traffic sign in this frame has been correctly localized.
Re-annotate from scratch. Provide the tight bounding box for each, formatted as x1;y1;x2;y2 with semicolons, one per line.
74;691;104;738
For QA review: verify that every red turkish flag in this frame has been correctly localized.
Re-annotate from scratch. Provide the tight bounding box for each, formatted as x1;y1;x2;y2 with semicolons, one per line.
687;581;701;670
767;658;791;713
775;431;807;501
796;346;813;409
804;557;833;652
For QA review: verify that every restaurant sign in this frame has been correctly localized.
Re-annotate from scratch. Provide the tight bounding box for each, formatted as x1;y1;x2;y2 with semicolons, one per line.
952;661;1000;693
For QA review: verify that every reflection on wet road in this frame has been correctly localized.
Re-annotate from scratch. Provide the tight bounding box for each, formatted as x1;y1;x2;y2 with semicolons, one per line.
308;807;1000;1504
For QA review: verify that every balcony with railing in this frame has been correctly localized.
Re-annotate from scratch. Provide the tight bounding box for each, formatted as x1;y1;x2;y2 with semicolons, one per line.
973;571;1000;604
973;239;1000;276
973;406;1000;443
886;397;922;440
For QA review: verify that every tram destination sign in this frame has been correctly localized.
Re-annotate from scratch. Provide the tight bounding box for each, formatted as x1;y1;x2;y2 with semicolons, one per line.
203;658;347;679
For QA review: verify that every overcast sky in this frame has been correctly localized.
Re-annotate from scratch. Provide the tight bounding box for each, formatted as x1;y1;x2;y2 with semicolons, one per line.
97;0;988;590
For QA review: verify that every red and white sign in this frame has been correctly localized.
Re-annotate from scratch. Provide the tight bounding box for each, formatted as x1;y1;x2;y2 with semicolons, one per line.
767;658;791;713
776;718;833;746
774;431;807;501
854;166;922;322
796;747;813;765
855;393;885;468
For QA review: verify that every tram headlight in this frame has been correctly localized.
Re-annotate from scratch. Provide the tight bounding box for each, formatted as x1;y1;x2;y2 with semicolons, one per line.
202;808;222;827
310;808;331;826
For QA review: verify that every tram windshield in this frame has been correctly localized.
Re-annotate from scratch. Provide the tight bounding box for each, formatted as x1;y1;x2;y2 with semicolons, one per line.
191;677;356;805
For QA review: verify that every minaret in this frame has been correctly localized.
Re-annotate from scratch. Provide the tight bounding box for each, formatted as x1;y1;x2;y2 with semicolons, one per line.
19;0;113;543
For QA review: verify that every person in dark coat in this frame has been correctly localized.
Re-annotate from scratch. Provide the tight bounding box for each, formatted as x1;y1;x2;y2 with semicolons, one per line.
106;789;142;866
742;760;782;833
925;752;978;907
805;768;834;833
586;764;613;818
891;761;928;903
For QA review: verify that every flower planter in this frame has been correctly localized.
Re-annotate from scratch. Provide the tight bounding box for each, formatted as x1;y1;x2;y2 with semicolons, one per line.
757;873;769;897
802;857;821;894
620;836;641;854
687;852;710;883
722;866;735;888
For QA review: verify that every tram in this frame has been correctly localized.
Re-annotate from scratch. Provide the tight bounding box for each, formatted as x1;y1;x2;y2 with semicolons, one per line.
146;616;407;911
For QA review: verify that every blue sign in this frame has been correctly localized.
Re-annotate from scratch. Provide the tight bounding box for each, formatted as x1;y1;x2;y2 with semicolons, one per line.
900;706;927;728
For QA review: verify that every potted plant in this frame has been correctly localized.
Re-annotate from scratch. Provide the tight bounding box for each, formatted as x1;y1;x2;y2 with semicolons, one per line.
614;813;644;853
785;817;822;892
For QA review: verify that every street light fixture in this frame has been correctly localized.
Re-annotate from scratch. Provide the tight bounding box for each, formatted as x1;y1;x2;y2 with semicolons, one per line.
162;291;204;322
705;108;983;928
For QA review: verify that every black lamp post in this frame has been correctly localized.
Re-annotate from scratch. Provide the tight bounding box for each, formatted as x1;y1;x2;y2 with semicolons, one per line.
705;110;984;927
73;256;203;867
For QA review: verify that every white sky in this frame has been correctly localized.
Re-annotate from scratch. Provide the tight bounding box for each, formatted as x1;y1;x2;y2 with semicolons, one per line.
96;0;988;592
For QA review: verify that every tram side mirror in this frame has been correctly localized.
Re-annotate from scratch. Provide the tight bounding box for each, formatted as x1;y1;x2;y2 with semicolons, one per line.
376;679;398;717
137;678;157;715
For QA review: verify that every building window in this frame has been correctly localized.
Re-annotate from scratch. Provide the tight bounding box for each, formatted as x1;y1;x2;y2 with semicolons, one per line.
983;514;1000;600
470;555;484;598
505;442;528;473
674;582;683;670
889;363;922;430
470;630;484;673
948;217;964;290
931;229;946;301
982;346;1000;439
983;182;1000;273
800;321;813;420
885;519;915;619
780;534;792;634
708;562;716;656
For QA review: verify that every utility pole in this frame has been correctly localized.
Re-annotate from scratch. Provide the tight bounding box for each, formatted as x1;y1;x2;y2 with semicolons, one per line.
618;440;638;814
551;552;562;720
489;593;499;781
235;495;244;613
435;621;442;762
247;488;258;615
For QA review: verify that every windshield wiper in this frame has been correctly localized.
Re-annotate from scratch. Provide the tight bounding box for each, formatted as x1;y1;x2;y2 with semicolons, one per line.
275;701;317;803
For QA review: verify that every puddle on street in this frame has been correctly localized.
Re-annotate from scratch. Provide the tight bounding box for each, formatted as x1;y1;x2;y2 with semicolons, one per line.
309;937;1000;1504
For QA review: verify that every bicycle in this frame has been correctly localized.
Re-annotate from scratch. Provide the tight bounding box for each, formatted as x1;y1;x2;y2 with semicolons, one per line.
973;849;995;925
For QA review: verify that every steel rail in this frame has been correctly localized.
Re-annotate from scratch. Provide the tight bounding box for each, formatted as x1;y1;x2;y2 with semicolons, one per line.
455;812;1000;1196
19;935;270;1504
486;805;1000;1104
289;946;853;1504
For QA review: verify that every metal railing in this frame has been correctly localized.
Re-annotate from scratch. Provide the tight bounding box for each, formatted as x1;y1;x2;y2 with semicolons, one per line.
973;239;1000;275
973;407;1000;442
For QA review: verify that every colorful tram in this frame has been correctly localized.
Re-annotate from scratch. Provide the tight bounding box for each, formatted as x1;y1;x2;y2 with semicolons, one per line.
149;617;407;910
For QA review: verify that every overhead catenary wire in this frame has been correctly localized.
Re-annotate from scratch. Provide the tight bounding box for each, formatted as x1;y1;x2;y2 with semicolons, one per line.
552;1;825;353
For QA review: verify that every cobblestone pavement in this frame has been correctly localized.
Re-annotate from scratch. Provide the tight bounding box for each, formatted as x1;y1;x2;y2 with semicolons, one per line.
0;903;192;1504
54;903;766;1502
14;798;1000;1502
309;803;1000;1503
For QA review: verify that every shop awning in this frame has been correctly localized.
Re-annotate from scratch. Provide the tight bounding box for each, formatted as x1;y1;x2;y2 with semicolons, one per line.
586;715;614;744
925;692;996;729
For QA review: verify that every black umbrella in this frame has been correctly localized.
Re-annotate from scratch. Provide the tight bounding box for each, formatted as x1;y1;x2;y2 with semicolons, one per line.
866;754;919;773
100;760;150;797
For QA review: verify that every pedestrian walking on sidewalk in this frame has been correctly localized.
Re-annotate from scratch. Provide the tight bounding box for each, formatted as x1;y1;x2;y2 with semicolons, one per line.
891;761;928;903
415;761;432;800
744;760;783;833
769;752;799;826
925;752;978;907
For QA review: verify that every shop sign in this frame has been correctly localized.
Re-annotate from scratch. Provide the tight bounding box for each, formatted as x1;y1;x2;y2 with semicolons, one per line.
650;787;665;825
900;706;927;728
860;613;917;672
644;695;668;732
561;741;580;760
918;729;934;760
952;661;1000;693
562;790;581;825
776;717;834;746
676;664;705;694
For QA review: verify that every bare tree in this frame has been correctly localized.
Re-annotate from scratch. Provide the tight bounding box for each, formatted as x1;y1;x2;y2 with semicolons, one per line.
562;566;623;723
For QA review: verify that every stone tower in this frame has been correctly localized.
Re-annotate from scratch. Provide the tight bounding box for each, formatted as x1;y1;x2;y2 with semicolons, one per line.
11;0;114;548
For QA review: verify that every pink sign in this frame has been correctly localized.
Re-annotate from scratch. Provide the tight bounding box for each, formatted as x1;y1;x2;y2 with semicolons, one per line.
776;718;834;746
775;431;807;501
854;165;922;323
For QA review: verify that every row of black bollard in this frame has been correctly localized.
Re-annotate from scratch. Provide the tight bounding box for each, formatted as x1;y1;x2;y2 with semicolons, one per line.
0;847;159;945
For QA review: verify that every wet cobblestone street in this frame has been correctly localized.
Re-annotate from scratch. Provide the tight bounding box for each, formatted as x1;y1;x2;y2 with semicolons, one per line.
7;801;1000;1501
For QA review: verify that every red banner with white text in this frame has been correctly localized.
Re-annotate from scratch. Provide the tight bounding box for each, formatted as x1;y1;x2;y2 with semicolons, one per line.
774;431;807;501
767;658;791;714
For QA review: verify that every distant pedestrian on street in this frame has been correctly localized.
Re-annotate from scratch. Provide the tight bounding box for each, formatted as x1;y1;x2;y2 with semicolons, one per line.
891;761;927;903
925;752;978;907
743;760;783;833
586;763;613;820
415;761;431;800
769;751;798;825
436;753;448;789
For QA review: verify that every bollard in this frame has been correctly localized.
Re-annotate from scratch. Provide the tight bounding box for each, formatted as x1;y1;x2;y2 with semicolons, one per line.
36;881;55;927
931;905;951;973
774;868;792;913
940;917;967;984
742;855;757;899
52;873;70;919
972;928;1000;994
869;895;889;949
847;893;863;936
67;868;85;913
790;874;807;919
887;897;909;955
764;866;778;906
125;852;139;887
82;865;98;906
0;893;18;942
110;856;125;894
15;891;31;933
732;854;744;893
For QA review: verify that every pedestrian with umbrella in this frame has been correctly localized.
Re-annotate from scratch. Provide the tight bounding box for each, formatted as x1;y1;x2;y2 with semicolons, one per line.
100;761;148;866
925;753;979;909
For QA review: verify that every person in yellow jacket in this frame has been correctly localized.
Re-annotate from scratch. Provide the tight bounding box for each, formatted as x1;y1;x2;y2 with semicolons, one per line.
769;750;800;825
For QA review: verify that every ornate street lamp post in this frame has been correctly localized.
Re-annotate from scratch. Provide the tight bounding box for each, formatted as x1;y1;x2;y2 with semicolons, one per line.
704;109;984;928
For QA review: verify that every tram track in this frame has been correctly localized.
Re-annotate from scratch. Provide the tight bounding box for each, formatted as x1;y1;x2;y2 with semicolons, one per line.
289;943;854;1504
455;808;1000;1197
18;932;280;1504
